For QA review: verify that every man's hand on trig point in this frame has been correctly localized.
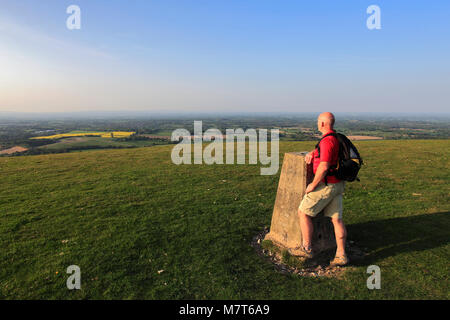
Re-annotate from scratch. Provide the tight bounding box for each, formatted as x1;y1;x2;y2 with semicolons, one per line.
305;151;313;164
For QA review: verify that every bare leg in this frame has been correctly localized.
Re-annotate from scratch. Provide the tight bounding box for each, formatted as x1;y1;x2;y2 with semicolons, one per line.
298;209;313;249
331;216;347;257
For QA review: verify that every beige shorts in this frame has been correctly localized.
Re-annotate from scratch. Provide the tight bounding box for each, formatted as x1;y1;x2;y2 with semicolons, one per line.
298;181;345;219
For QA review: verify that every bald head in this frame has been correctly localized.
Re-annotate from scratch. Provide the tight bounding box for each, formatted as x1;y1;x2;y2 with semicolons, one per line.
317;112;335;133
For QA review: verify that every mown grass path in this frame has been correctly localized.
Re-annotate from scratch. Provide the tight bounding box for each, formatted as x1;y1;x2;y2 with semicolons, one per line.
0;140;448;299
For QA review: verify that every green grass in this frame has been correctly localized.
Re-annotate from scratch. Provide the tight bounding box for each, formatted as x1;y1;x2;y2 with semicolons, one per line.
39;137;164;151
0;140;449;299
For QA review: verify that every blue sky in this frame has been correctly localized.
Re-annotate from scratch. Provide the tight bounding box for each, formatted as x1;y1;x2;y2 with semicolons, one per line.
0;0;449;113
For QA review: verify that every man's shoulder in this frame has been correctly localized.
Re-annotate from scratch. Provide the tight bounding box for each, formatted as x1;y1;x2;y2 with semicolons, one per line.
320;133;339;147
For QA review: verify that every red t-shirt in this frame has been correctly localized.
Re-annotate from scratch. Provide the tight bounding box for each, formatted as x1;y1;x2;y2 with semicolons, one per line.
312;130;340;184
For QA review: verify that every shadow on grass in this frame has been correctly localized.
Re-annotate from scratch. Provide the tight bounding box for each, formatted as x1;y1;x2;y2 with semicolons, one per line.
347;211;450;266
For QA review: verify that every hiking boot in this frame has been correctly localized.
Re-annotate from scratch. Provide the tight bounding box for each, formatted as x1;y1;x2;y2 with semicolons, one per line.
288;245;313;258
330;255;349;267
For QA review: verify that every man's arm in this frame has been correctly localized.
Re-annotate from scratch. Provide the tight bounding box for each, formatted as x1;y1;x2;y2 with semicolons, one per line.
305;161;330;193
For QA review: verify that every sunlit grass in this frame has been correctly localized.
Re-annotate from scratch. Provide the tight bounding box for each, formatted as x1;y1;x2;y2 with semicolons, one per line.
0;140;448;299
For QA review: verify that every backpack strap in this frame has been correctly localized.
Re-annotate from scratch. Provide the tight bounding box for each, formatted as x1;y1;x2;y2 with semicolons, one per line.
315;132;338;185
315;132;337;157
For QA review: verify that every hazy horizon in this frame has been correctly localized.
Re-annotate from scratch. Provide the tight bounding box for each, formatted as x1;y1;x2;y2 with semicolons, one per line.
1;110;449;121
1;1;449;113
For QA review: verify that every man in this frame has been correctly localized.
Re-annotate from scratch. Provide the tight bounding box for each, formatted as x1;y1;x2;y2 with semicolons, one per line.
289;112;348;266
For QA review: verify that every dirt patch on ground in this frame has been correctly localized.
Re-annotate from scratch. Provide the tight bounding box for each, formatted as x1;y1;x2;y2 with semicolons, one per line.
252;228;366;278
347;135;383;141
0;146;28;155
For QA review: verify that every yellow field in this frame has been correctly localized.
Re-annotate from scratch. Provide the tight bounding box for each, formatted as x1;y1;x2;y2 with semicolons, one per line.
31;131;135;140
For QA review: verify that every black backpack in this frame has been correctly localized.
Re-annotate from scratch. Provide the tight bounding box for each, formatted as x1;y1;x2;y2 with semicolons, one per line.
315;132;363;183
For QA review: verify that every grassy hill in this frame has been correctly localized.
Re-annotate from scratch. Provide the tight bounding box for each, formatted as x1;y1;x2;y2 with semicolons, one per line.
38;137;160;152
0;140;448;299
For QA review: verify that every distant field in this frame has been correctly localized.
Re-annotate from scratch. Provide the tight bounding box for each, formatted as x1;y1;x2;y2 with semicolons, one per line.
0;146;28;155
31;131;135;140
150;130;174;137
348;135;383;141
137;134;171;140
0;140;448;299
38;136;163;152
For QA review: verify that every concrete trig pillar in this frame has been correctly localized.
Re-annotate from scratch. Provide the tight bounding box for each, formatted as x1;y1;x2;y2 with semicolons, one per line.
264;152;336;252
